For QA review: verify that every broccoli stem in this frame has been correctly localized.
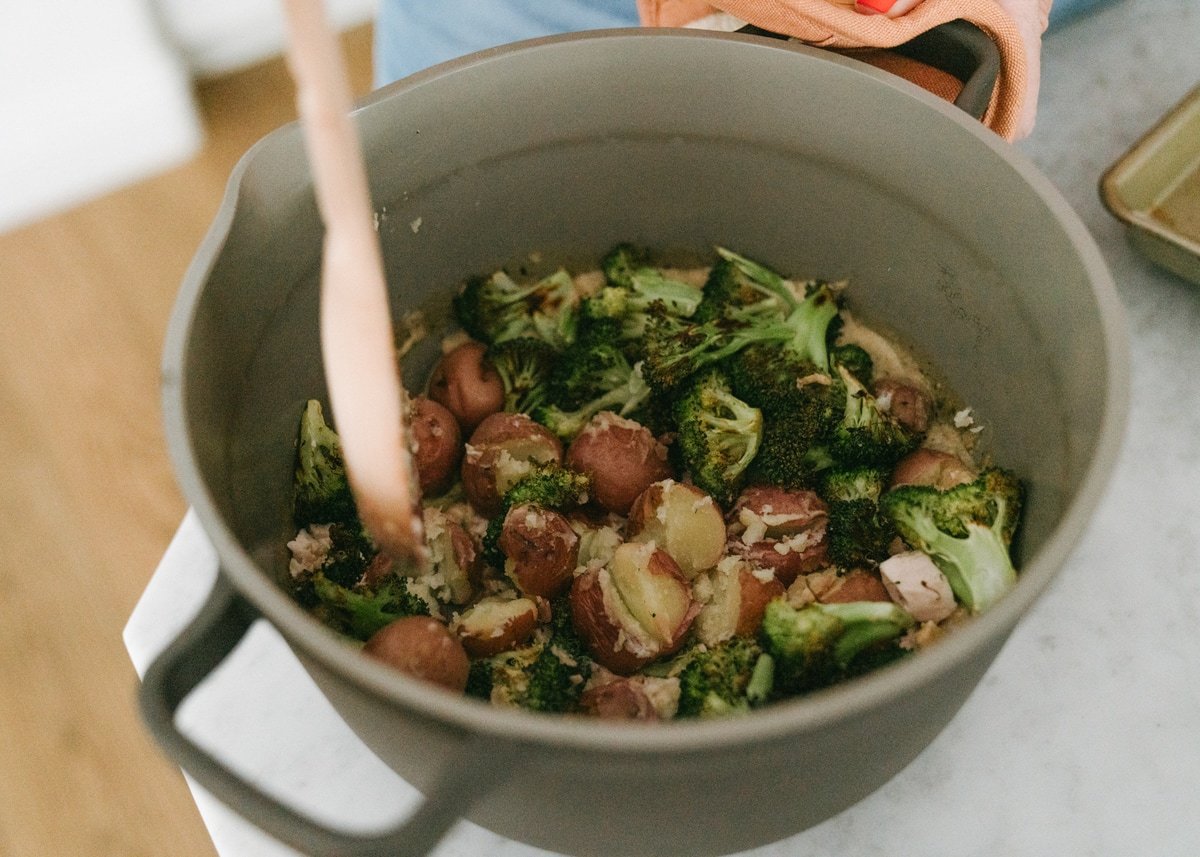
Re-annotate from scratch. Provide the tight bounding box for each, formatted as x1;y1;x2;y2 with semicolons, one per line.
903;513;1018;613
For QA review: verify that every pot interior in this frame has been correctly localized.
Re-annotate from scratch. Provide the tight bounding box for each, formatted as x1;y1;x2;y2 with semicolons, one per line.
170;29;1116;655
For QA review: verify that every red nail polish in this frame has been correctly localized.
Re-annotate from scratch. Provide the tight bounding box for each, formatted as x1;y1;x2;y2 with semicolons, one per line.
855;0;896;13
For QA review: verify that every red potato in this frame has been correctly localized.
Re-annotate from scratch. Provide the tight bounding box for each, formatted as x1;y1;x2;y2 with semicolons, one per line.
890;447;976;490
421;507;480;605
362;616;470;692
626;479;726;580
427;340;504;433
579;677;662;721
693;557;787;646
811;569;893;605
453;596;539;657
727;486;830;586
407;395;463;497
873;378;933;434
565;412;672;515
570;542;697;674
497;503;580;597
461;412;563;515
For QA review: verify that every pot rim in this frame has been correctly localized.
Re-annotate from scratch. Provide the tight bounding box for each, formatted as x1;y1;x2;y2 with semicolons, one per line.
162;28;1130;755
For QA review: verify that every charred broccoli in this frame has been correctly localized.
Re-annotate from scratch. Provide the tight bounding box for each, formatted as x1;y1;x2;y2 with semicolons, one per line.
310;572;432;641
760;598;914;695
830;343;874;385
598;243;703;318
676;637;775;718
672;369;763;505
466;625;592;713
692;247;795;323
642;253;840;393
533;353;652;440
822;467;895;567
829;365;917;468
318;521;376;588
452;268;579;348
487;337;556;414
881;467;1023;613
744;411;836;490
293;399;356;528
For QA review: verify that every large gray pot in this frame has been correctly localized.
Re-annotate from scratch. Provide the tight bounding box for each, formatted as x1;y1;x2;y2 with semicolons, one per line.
142;29;1128;857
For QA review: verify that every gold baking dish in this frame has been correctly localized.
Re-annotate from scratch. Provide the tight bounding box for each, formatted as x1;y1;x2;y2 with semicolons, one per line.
1101;84;1200;284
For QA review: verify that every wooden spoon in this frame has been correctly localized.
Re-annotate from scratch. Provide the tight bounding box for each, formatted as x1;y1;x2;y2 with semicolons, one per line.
280;0;423;563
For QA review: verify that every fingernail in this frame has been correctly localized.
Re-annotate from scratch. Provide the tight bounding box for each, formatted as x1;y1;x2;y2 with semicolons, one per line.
855;0;896;13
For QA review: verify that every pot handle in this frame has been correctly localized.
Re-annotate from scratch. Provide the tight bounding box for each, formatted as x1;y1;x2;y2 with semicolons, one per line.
138;574;513;857
738;19;1001;121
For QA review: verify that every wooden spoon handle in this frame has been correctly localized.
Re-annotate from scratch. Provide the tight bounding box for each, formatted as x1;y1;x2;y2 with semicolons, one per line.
281;0;422;561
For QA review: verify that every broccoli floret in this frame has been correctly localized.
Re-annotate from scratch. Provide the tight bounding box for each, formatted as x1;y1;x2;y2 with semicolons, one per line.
486;337;556;414
293;399;356;528
545;340;633;410
310;572;432;641
452;268;579;348
724;343;843;419
641;315;741;393
473;632;591;713
760;598;914;696
676;637;776;718
673;369;763;505
692;247;796;324
600;243;703;318
830;343;874;385
826;499;896;568
829;365;917;468
320;522;376;587
600;241;651;287
822;466;888;503
502;462;591;512
745;413;836;490
482;463;591;566
881;467;1023;613
533;358;653;440
821;466;895;567
546;594;591;667
465;658;495;700
643;275;840;394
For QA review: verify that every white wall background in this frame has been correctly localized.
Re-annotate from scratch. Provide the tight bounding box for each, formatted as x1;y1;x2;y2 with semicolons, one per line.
0;0;374;234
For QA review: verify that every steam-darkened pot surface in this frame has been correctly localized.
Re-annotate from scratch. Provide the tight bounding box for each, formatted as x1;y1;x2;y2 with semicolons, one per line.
159;30;1126;857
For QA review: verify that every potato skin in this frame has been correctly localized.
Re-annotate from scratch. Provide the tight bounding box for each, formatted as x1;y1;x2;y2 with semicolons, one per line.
454;597;539;658
569;567;651;675
873;378;932;434
693;559;785;646
579;677;661;720
815;569;892;604
362;616;470;692
498;503;580;597
733;568;787;636
461;412;563;515
570;544;696;674
565;412;672;515
890;448;976;490
427;340;504;433
408;396;463;497
727;486;830;586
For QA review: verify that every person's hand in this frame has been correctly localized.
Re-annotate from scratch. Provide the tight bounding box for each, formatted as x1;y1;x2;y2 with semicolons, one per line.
852;0;1049;137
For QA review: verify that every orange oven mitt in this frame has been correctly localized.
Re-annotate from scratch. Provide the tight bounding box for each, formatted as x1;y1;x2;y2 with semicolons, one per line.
636;0;1051;140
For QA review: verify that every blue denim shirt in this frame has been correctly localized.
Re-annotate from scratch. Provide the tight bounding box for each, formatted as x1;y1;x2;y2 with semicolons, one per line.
374;0;640;86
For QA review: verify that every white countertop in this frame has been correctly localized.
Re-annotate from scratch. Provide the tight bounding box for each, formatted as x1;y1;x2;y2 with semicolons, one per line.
124;3;1200;855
